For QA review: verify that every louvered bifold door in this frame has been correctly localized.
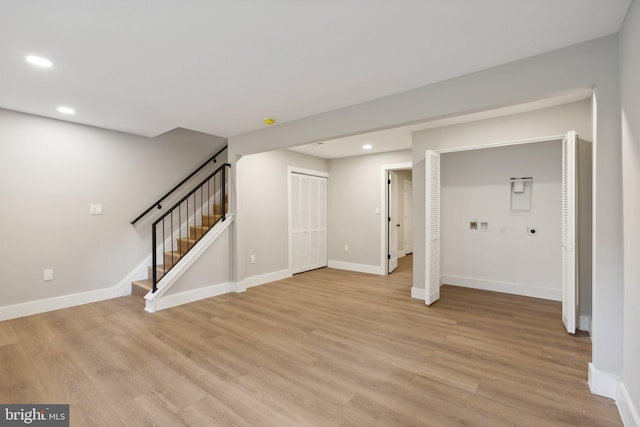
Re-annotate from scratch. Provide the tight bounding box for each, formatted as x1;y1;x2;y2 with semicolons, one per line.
561;131;578;333
425;150;441;305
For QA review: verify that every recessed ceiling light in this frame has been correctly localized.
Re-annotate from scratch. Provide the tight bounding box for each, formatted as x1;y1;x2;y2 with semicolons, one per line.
57;106;75;115
362;144;373;150
26;55;53;68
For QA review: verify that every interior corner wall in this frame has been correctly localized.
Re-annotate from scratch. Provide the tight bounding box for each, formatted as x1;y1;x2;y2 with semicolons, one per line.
0;109;226;312
619;0;640;422
327;150;411;270
235;149;328;283
441;141;562;300
228;35;623;380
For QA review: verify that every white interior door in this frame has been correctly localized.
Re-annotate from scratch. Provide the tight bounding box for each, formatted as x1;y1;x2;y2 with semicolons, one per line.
388;171;399;273
291;173;328;274
561;131;578;333
425;150;441;305
404;181;413;253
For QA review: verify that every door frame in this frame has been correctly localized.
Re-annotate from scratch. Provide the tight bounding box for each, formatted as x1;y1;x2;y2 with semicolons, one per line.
388;170;399;273
425;133;571;304
380;162;412;274
288;166;329;276
403;179;413;254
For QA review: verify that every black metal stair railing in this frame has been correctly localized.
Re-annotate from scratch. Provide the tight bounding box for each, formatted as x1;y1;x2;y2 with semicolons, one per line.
131;145;227;225
151;163;230;292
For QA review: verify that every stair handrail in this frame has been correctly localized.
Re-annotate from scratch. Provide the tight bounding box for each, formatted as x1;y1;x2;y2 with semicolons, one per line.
151;163;230;292
131;145;227;225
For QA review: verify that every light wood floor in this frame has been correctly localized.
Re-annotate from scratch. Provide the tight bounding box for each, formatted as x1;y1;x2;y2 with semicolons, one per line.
0;255;621;426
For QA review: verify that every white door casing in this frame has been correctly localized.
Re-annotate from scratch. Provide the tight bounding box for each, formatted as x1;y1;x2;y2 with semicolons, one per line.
388;170;399;273
290;171;328;274
404;180;413;253
425;150;441;305
561;131;578;334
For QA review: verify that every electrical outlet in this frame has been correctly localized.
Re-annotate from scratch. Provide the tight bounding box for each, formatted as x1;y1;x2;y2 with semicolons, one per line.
90;204;103;215
344;245;349;252
43;269;53;281
250;255;256;264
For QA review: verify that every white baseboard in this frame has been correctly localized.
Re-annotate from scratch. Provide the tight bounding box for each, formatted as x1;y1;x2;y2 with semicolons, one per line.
239;269;292;289
589;363;618;399
442;274;561;301
411;286;425;300
398;250;407;258
0;287;118;321
579;315;592;334
327;260;384;275
148;282;235;312
618;381;640;427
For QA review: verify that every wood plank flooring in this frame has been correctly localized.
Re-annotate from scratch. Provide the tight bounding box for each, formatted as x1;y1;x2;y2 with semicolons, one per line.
0;255;622;426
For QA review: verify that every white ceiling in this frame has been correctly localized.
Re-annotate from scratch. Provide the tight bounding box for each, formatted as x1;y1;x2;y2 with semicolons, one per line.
0;1;631;138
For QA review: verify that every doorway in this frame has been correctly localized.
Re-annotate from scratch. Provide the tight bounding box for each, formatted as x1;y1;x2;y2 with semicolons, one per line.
381;163;412;274
424;132;582;334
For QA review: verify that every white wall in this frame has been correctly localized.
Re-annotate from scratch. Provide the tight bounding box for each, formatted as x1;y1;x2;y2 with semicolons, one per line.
0;109;226;316
327;150;411;272
235;149;328;286
228;36;623;386
619;1;640;423
441;141;562;300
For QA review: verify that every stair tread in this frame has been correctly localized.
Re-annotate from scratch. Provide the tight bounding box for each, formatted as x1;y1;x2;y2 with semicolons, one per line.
177;237;197;242
132;279;152;291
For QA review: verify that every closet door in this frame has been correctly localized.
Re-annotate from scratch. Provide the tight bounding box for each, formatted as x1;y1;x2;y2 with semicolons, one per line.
292;173;327;274
425;150;441;305
561;131;578;334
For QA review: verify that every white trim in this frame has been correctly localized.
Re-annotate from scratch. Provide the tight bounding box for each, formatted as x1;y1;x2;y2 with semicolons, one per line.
0;287;118;321
380;162;412;275
287;166;329;276
435;134;565;154
411;286;425;300
0;253;155;320
151;282;235;311
115;255;151;296
328;260;384;275
403;179;413;254
588;363;618;399
579;315;592;334
442;275;561;301
288;166;329;178
145;214;234;312
618;382;640;427
239;269;291;289
398;250;407;257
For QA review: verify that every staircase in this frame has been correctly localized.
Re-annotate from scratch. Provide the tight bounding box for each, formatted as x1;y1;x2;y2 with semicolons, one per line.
131;162;230;297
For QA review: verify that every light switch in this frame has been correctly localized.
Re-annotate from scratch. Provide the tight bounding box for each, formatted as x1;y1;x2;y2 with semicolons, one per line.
90;204;103;215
